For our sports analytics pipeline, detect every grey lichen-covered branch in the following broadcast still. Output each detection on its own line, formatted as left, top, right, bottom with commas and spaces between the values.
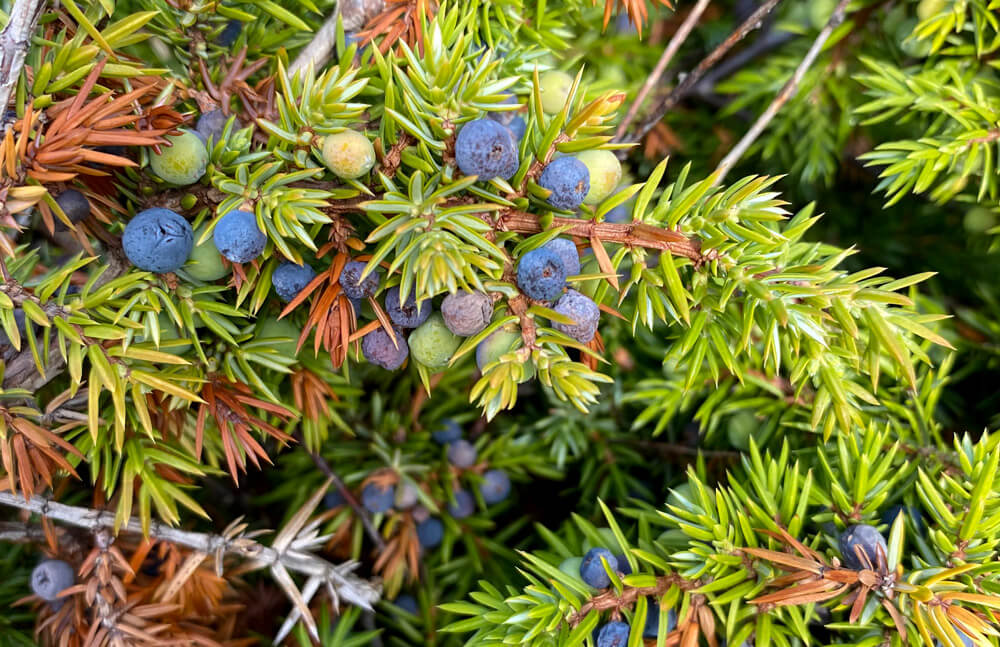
0, 0, 46, 123
0, 486, 383, 638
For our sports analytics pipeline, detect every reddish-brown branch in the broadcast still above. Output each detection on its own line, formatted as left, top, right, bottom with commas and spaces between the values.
567, 574, 699, 627
493, 210, 710, 264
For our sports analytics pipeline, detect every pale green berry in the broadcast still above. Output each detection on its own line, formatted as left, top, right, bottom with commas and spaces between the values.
140, 312, 191, 355
577, 149, 622, 205
409, 313, 461, 370
150, 131, 208, 186
581, 528, 621, 553
917, 0, 947, 21
322, 130, 376, 180
964, 207, 996, 233
539, 70, 574, 114
184, 225, 228, 281
255, 316, 301, 359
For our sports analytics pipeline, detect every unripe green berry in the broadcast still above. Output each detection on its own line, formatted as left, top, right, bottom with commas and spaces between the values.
255, 316, 300, 358
727, 411, 757, 450
150, 131, 208, 186
184, 225, 229, 281
917, 0, 947, 21
322, 130, 376, 180
577, 149, 622, 205
409, 313, 461, 370
539, 70, 574, 114
964, 207, 996, 233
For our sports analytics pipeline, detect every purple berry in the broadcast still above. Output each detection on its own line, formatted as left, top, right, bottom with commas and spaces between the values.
340, 260, 380, 300
838, 524, 887, 569
543, 238, 581, 276
447, 439, 477, 468
448, 489, 475, 519
31, 560, 75, 602
487, 95, 521, 126
361, 482, 395, 513
479, 469, 511, 504
516, 247, 566, 301
506, 115, 527, 142
455, 119, 518, 181
416, 517, 444, 548
580, 548, 617, 588
596, 621, 630, 647
643, 601, 677, 638
384, 286, 431, 328
441, 290, 493, 336
362, 326, 408, 370
123, 208, 193, 273
552, 289, 600, 343
213, 210, 266, 263
272, 262, 316, 302
539, 157, 590, 211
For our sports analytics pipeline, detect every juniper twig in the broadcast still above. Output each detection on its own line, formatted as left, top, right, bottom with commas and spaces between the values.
307, 447, 388, 551
712, 0, 851, 183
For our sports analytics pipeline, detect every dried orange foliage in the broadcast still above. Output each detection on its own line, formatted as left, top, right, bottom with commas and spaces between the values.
0, 62, 179, 186
30, 533, 248, 647
372, 512, 420, 585
280, 252, 360, 370
598, 0, 673, 36
196, 376, 295, 484
193, 48, 275, 125
290, 367, 339, 423
0, 405, 83, 500
357, 0, 438, 55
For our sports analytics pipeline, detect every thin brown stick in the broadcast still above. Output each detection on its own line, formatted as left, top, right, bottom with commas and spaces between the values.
713, 0, 851, 183
307, 448, 388, 551
615, 0, 713, 140
626, 0, 786, 146
0, 0, 45, 123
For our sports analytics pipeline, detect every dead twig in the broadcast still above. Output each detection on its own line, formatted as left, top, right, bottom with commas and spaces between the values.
713, 0, 850, 183
307, 448, 388, 551
627, 0, 786, 148
615, 0, 713, 141
0, 0, 45, 126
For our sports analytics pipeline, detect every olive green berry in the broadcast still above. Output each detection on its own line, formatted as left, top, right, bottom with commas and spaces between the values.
322, 130, 376, 180
409, 313, 461, 370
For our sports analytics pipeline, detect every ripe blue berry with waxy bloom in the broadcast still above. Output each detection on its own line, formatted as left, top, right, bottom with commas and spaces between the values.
454, 119, 518, 181
487, 94, 520, 126
213, 210, 266, 264
643, 601, 677, 638
123, 208, 193, 273
517, 247, 567, 301
447, 439, 477, 468
395, 594, 419, 615
185, 224, 228, 281
614, 554, 631, 575
272, 262, 316, 302
54, 189, 90, 229
448, 489, 475, 519
31, 560, 75, 602
432, 419, 462, 445
596, 621, 630, 647
605, 203, 630, 223
216, 19, 242, 46
838, 524, 887, 570
479, 469, 511, 504
362, 326, 408, 370
539, 157, 590, 211
882, 504, 924, 533
384, 286, 430, 328
543, 238, 581, 277
580, 547, 617, 588
196, 109, 241, 144
506, 115, 527, 142
340, 261, 380, 300
361, 482, 395, 513
323, 490, 345, 509
416, 517, 444, 548
441, 290, 493, 336
552, 289, 600, 343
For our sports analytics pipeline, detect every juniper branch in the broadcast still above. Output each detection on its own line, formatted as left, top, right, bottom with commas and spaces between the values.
307, 447, 388, 551
0, 0, 45, 124
713, 0, 851, 183
0, 490, 382, 608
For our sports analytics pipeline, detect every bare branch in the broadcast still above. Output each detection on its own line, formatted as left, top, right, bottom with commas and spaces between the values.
615, 0, 713, 141
626, 0, 786, 147
0, 0, 46, 125
712, 0, 851, 183
307, 447, 388, 551
0, 490, 383, 611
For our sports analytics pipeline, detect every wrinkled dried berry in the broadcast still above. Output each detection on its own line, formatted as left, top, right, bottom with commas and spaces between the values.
552, 289, 600, 343
384, 286, 431, 328
362, 326, 408, 370
441, 290, 493, 336
340, 261, 380, 300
